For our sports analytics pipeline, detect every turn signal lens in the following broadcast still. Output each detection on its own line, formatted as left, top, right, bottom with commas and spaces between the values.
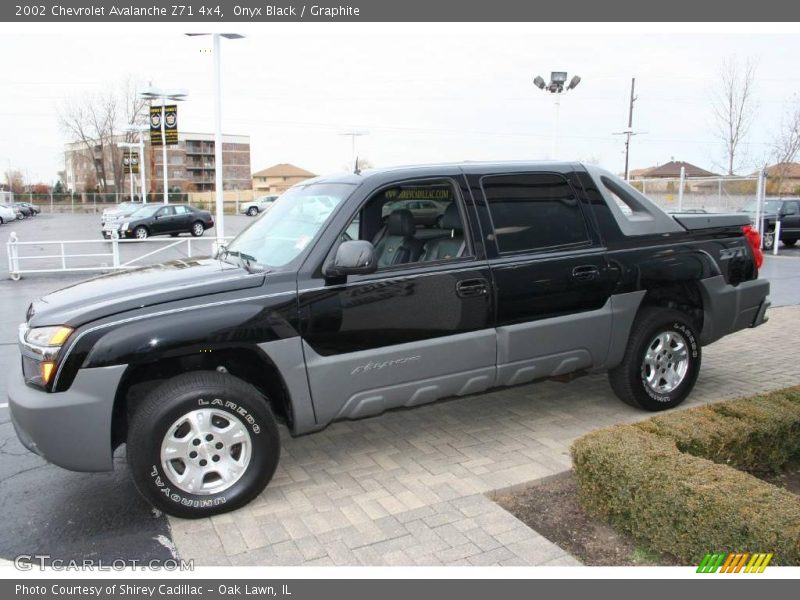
40, 361, 56, 384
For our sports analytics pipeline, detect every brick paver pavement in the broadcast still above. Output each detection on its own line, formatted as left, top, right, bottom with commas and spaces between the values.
170, 306, 800, 566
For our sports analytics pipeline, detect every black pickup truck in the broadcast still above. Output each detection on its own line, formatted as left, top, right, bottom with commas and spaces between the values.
9, 162, 770, 517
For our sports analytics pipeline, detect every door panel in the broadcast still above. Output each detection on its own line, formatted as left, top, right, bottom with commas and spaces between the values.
471, 169, 618, 375
296, 174, 495, 427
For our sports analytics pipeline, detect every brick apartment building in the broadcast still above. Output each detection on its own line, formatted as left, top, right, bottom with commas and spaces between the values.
64, 132, 252, 194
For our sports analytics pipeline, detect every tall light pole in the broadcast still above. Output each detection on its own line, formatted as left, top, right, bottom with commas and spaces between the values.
118, 142, 138, 200
125, 124, 149, 203
339, 131, 368, 171
186, 33, 244, 243
139, 87, 188, 204
533, 72, 581, 158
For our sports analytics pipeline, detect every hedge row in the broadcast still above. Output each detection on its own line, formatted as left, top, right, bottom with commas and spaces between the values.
571, 387, 800, 565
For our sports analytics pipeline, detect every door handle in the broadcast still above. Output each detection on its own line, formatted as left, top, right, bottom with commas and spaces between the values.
456, 278, 489, 298
571, 265, 600, 281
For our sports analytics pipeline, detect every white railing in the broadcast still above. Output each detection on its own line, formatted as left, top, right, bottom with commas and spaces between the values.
6, 232, 233, 281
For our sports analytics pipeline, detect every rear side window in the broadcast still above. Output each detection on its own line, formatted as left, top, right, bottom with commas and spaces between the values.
481, 173, 589, 253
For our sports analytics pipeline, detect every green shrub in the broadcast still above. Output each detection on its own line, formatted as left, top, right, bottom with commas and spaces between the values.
571, 388, 800, 565
636, 388, 800, 471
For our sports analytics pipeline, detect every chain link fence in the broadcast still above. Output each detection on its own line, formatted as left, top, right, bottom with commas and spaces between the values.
628, 176, 759, 213
5, 189, 259, 216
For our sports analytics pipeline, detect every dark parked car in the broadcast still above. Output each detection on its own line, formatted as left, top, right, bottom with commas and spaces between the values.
102, 203, 214, 239
739, 198, 800, 250
10, 162, 769, 518
13, 202, 35, 218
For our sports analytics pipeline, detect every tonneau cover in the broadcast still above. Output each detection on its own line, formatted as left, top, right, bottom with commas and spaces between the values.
672, 213, 750, 230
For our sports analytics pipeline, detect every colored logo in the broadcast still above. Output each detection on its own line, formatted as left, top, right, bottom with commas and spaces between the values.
697, 552, 773, 573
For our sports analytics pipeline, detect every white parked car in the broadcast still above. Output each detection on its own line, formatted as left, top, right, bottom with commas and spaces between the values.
0, 204, 16, 224
101, 201, 142, 227
241, 195, 278, 217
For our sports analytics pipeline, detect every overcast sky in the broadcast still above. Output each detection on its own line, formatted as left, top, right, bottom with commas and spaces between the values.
1, 26, 799, 183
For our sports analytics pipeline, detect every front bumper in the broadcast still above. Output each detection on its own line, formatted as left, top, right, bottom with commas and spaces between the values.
698, 276, 770, 345
8, 361, 128, 472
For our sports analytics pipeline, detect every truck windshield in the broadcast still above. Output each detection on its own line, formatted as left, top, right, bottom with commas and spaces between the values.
742, 200, 782, 213
225, 182, 354, 268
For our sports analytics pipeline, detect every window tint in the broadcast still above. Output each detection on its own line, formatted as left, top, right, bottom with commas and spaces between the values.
481, 174, 589, 253
157, 206, 175, 217
783, 201, 799, 215
174, 206, 189, 214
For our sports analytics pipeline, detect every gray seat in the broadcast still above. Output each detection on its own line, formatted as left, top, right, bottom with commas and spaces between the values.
421, 203, 465, 261
373, 209, 423, 267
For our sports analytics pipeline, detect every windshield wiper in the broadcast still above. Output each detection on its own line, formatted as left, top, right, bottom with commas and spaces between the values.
223, 249, 267, 274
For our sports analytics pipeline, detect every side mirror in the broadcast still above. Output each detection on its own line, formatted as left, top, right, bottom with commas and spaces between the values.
325, 240, 377, 278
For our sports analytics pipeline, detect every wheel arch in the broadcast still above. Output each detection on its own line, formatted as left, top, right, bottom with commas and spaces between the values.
112, 345, 294, 450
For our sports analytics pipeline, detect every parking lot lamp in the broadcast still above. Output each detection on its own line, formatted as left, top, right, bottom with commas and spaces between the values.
186, 33, 244, 243
118, 142, 138, 201
124, 124, 150, 203
533, 71, 581, 158
138, 87, 189, 204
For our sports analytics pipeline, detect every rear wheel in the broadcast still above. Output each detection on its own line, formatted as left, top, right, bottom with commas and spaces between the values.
783, 238, 797, 247
191, 221, 205, 237
609, 307, 701, 411
762, 230, 775, 251
127, 371, 280, 518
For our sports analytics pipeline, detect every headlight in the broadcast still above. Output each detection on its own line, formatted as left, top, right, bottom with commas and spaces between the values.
25, 325, 73, 347
22, 325, 73, 386
121, 222, 129, 230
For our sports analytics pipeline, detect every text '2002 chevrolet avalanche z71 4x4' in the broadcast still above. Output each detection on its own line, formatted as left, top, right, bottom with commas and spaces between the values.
9, 162, 770, 517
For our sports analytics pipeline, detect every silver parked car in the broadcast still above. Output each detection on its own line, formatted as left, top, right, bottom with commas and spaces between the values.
241, 195, 278, 216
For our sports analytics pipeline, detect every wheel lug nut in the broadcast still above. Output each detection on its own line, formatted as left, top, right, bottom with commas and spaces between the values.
192, 439, 201, 446
189, 451, 197, 459
212, 455, 220, 462
215, 442, 223, 449
199, 459, 207, 467
205, 434, 213, 442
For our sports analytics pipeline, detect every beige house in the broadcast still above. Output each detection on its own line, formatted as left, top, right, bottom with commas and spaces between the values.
252, 163, 316, 195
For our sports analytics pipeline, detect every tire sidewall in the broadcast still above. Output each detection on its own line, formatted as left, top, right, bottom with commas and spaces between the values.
191, 221, 204, 236
129, 379, 279, 518
634, 314, 701, 409
247, 207, 258, 216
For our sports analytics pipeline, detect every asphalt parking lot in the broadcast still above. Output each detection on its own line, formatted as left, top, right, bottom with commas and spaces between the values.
0, 213, 799, 566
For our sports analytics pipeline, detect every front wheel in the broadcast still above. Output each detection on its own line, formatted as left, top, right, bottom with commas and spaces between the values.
247, 207, 258, 216
609, 307, 701, 411
783, 238, 797, 247
134, 225, 148, 240
190, 221, 205, 237
127, 371, 280, 518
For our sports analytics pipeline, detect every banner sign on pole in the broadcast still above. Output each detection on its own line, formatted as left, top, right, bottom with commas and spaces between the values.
150, 105, 178, 146
122, 149, 140, 174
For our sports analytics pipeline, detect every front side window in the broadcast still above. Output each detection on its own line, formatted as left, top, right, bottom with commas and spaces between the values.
343, 179, 469, 269
481, 173, 589, 253
226, 183, 354, 269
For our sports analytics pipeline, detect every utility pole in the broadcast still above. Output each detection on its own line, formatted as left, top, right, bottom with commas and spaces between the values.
614, 77, 644, 181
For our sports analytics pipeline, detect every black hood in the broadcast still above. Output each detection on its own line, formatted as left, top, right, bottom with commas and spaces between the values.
27, 258, 266, 328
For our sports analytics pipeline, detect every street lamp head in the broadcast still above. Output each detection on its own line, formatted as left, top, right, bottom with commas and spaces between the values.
533, 76, 546, 90
550, 71, 568, 85
139, 87, 189, 101
568, 75, 581, 90
185, 33, 245, 39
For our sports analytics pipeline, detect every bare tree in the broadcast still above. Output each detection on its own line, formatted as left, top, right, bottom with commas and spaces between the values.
769, 99, 800, 193
59, 78, 149, 194
4, 169, 25, 193
711, 58, 757, 176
